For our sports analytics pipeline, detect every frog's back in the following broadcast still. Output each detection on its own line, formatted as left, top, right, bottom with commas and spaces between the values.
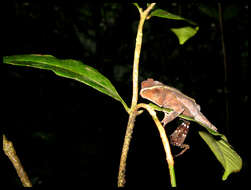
162, 85, 196, 103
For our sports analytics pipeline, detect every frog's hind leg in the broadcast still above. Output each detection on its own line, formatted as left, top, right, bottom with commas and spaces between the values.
175, 144, 190, 157
161, 106, 184, 127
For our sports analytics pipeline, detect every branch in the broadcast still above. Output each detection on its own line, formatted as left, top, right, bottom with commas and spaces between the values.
136, 103, 176, 187
3, 135, 32, 187
118, 3, 156, 187
130, 3, 156, 109
117, 110, 138, 187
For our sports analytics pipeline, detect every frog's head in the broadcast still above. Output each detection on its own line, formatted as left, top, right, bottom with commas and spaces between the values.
140, 79, 165, 106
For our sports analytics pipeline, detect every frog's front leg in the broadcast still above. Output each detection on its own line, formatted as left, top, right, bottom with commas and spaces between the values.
161, 106, 185, 127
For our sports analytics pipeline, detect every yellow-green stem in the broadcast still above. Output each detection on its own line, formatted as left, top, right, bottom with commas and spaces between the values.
169, 165, 176, 187
117, 4, 156, 187
130, 3, 156, 109
136, 103, 176, 187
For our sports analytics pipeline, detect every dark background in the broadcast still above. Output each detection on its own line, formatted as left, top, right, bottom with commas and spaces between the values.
1, 2, 248, 188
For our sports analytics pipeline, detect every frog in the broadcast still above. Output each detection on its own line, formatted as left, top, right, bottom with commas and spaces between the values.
139, 78, 217, 132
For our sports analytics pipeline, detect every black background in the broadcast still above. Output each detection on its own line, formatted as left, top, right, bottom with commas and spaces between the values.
1, 2, 248, 188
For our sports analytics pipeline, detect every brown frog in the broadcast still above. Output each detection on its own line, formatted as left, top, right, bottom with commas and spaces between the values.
140, 78, 217, 132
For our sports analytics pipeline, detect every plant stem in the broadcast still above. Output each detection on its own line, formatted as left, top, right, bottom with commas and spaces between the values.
136, 103, 176, 187
218, 3, 230, 135
117, 3, 156, 187
117, 111, 137, 187
3, 135, 32, 187
169, 165, 176, 186
130, 3, 156, 109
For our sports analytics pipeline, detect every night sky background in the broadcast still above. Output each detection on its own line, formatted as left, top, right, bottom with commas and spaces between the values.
1, 2, 248, 188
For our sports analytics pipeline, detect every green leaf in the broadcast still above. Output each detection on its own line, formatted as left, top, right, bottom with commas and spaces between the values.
170, 26, 199, 45
150, 9, 199, 45
149, 101, 242, 180
132, 3, 140, 10
199, 131, 242, 180
150, 9, 197, 25
3, 54, 129, 112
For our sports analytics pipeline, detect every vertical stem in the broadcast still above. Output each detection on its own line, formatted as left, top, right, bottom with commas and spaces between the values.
218, 3, 227, 83
130, 3, 156, 109
218, 3, 230, 134
169, 165, 176, 186
117, 112, 137, 187
118, 4, 156, 187
130, 17, 144, 109
3, 135, 32, 187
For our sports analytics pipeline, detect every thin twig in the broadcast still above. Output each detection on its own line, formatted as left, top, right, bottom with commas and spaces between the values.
218, 3, 230, 135
3, 134, 32, 187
